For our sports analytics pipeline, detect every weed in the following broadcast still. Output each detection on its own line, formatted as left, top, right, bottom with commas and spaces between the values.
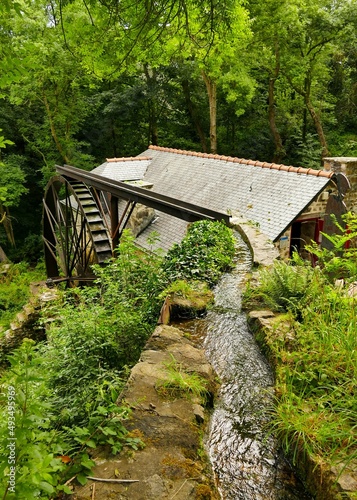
249, 253, 316, 317
156, 355, 209, 402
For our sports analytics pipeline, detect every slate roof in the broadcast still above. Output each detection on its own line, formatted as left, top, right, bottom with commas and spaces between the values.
92, 157, 151, 182
93, 146, 336, 251
138, 146, 334, 243
136, 211, 189, 253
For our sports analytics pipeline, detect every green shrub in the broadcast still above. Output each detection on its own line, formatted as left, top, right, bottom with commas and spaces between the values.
162, 220, 235, 286
0, 339, 142, 498
0, 340, 67, 499
306, 212, 357, 283
254, 217, 357, 467
0, 261, 46, 331
92, 230, 163, 323
43, 300, 150, 427
249, 253, 316, 316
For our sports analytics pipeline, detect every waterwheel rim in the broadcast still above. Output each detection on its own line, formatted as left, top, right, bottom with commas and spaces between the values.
43, 175, 111, 283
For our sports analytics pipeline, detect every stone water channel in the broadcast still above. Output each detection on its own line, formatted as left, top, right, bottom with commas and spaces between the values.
176, 234, 312, 499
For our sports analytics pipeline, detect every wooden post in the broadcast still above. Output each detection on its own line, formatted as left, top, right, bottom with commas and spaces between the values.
110, 195, 119, 251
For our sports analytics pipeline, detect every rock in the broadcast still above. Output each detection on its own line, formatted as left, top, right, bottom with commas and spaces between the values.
74, 323, 219, 499
348, 282, 357, 297
0, 263, 11, 274
192, 404, 205, 424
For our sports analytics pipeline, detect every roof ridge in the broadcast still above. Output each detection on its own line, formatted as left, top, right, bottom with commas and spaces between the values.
148, 145, 334, 179
106, 157, 151, 162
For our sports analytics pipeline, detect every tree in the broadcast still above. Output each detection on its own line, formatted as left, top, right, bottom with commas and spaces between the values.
0, 133, 27, 246
249, 0, 357, 162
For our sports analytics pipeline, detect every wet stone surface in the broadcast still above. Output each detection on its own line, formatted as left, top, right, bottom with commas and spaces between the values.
73, 325, 219, 500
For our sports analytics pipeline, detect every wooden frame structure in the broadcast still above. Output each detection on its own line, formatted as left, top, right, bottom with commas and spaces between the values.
43, 164, 230, 284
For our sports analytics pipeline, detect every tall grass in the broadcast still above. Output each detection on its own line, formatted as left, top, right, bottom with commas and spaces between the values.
250, 216, 357, 467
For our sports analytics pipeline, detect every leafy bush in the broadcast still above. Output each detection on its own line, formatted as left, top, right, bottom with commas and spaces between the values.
43, 300, 150, 427
0, 340, 141, 498
252, 216, 357, 467
0, 261, 46, 331
162, 220, 235, 286
0, 340, 67, 499
92, 230, 163, 323
306, 212, 357, 283
248, 253, 316, 316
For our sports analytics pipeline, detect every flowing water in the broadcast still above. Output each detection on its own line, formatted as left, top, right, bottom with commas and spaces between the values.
175, 235, 312, 499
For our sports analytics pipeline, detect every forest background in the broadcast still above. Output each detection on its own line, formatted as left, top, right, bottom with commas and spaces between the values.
1, 0, 357, 260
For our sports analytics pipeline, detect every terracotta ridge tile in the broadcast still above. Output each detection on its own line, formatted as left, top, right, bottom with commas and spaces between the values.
147, 145, 335, 178
107, 156, 151, 162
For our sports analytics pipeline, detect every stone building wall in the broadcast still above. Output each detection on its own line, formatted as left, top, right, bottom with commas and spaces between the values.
323, 157, 357, 213
274, 187, 334, 260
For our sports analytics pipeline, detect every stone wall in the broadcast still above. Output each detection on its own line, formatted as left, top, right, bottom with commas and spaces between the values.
274, 188, 333, 260
323, 157, 357, 213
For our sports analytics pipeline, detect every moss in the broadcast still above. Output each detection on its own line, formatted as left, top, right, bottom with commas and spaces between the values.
195, 484, 214, 499
161, 454, 202, 479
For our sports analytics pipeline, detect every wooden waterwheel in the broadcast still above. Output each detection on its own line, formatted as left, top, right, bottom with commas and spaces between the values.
43, 175, 112, 284
43, 163, 230, 285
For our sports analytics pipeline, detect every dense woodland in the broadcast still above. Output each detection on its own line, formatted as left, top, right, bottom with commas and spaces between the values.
1, 0, 357, 259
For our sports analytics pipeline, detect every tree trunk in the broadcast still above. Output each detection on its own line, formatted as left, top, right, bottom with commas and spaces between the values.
144, 64, 159, 146
201, 70, 217, 154
268, 42, 285, 163
285, 73, 330, 159
0, 204, 15, 246
181, 79, 208, 152
305, 95, 329, 157
0, 245, 8, 262
268, 77, 284, 162
43, 92, 70, 164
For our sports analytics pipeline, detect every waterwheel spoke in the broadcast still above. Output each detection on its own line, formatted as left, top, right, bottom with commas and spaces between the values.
43, 175, 112, 284
43, 209, 60, 260
66, 188, 82, 275
69, 218, 90, 275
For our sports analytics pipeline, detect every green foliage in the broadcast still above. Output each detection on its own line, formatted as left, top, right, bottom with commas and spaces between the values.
248, 253, 315, 316
93, 230, 163, 323
306, 212, 357, 283
268, 286, 357, 466
0, 261, 45, 331
162, 220, 235, 286
64, 403, 144, 459
37, 231, 162, 428
289, 133, 322, 169
252, 215, 357, 467
0, 340, 66, 499
159, 279, 213, 302
0, 338, 141, 497
42, 299, 147, 427
156, 355, 209, 402
0, 129, 13, 149
0, 156, 27, 208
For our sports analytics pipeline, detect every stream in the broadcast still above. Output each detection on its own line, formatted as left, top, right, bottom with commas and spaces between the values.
175, 234, 312, 499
